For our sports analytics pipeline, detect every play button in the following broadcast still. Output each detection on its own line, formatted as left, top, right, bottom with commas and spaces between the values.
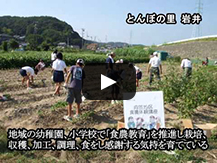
101, 74, 116, 90
82, 63, 136, 100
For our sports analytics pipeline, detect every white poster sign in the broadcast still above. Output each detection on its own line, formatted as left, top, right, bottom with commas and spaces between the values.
123, 91, 165, 129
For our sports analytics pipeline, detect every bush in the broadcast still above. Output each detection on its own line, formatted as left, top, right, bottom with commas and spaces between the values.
167, 56, 181, 62
9, 39, 19, 50
156, 62, 217, 118
1, 41, 8, 51
114, 46, 155, 58
0, 51, 149, 69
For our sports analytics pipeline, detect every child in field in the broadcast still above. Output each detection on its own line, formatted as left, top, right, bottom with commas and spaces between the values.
19, 66, 38, 90
135, 65, 142, 87
64, 59, 85, 122
52, 52, 67, 96
128, 63, 142, 87
35, 59, 46, 71
51, 50, 58, 66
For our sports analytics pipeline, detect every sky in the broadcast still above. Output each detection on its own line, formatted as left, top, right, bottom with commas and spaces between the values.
0, 0, 216, 45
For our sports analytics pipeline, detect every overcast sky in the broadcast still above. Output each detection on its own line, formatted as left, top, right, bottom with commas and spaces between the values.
0, 0, 216, 45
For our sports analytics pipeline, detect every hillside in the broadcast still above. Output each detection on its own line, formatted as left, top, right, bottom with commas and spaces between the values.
0, 16, 82, 47
156, 38, 217, 59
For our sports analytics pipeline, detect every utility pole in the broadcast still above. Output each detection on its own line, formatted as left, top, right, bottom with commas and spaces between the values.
34, 22, 38, 34
129, 30, 132, 46
192, 0, 203, 38
105, 35, 107, 43
67, 37, 69, 47
81, 28, 85, 49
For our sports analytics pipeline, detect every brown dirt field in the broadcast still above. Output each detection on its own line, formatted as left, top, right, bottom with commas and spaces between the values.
0, 63, 216, 162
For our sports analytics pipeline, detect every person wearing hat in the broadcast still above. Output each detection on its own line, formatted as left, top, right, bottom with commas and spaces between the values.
181, 58, 192, 78
19, 66, 38, 90
64, 59, 85, 121
147, 52, 162, 86
106, 52, 116, 76
52, 52, 67, 96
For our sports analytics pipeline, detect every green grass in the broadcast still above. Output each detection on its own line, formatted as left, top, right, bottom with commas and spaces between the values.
37, 110, 44, 117
51, 101, 68, 111
161, 37, 217, 46
72, 111, 95, 124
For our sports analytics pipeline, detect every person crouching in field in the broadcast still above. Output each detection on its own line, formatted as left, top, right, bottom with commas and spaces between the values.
128, 63, 142, 87
181, 58, 192, 78
147, 52, 162, 86
64, 59, 85, 122
35, 59, 46, 72
20, 66, 38, 90
52, 52, 67, 96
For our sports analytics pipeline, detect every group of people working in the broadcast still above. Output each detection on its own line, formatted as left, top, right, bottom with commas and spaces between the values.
19, 50, 85, 122
17, 50, 193, 122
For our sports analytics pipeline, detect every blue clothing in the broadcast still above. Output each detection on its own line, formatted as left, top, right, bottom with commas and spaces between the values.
106, 57, 114, 70
69, 65, 85, 89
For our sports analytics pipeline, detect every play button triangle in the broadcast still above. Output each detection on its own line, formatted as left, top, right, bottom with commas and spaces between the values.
101, 74, 116, 90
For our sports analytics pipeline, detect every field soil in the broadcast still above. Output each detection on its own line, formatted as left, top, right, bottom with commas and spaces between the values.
0, 63, 217, 163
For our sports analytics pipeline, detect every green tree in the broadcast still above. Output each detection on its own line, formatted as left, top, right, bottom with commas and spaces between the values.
42, 29, 62, 45
40, 41, 50, 51
26, 34, 43, 50
9, 39, 19, 50
2, 27, 12, 35
26, 25, 35, 35
1, 41, 8, 51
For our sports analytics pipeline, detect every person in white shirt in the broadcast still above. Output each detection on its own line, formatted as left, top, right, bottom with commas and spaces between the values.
19, 66, 38, 90
52, 52, 67, 96
51, 50, 58, 66
147, 52, 162, 85
181, 58, 192, 77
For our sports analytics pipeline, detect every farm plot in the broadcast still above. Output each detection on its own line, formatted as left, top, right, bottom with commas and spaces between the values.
0, 63, 217, 162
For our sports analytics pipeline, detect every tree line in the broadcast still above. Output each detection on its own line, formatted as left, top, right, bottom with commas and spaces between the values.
0, 16, 82, 50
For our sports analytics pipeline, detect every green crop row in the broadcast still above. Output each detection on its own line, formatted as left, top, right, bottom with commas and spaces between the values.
114, 46, 155, 57
0, 51, 149, 69
155, 62, 217, 118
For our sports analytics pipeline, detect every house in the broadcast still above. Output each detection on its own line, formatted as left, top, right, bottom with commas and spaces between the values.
57, 42, 67, 48
0, 34, 13, 44
86, 43, 98, 51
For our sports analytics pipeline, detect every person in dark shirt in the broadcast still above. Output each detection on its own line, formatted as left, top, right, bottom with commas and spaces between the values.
105, 52, 116, 76
64, 59, 85, 122
109, 63, 124, 104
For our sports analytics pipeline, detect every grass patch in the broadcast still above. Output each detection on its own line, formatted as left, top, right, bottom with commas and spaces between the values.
37, 110, 44, 117
72, 111, 95, 124
51, 101, 68, 111
0, 126, 9, 153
